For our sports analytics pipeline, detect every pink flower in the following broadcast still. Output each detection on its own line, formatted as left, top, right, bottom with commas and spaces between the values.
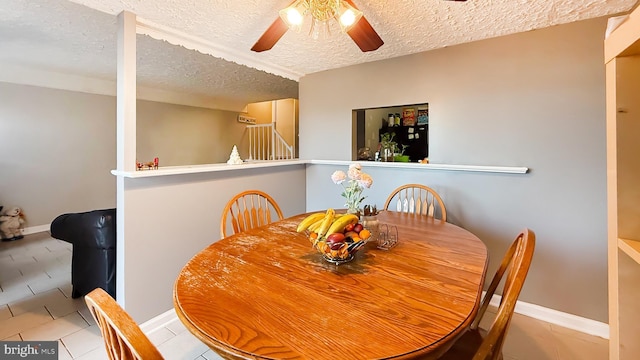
349, 163, 362, 171
331, 170, 347, 184
348, 167, 361, 180
358, 173, 373, 189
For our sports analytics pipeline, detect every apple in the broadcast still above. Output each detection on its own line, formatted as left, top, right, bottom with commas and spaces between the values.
353, 223, 364, 234
344, 223, 355, 232
326, 233, 346, 243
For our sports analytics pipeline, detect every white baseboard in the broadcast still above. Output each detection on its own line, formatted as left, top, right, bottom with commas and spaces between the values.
140, 308, 178, 334
487, 292, 609, 339
23, 224, 51, 235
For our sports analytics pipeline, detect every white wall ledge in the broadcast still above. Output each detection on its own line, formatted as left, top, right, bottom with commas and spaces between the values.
310, 160, 529, 174
111, 159, 528, 178
111, 159, 306, 178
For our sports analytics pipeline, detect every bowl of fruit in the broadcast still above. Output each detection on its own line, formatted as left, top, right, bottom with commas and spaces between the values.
296, 209, 371, 265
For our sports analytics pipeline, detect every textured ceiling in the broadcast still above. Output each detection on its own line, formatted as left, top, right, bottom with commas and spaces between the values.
1, 0, 637, 107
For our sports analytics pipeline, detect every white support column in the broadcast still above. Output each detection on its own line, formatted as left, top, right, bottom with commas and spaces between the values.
116, 10, 137, 307
117, 11, 137, 172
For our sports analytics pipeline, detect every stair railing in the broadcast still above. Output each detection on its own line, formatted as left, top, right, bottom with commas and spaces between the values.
247, 123, 294, 161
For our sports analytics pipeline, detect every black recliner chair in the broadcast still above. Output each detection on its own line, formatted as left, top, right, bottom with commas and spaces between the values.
50, 208, 116, 298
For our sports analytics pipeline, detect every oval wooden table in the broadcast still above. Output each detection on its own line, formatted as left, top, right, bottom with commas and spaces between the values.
174, 211, 488, 360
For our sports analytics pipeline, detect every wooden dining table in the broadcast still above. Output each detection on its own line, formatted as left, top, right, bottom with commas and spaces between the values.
173, 211, 488, 360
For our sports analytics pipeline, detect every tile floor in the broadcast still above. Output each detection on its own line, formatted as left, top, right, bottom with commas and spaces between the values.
1, 232, 608, 359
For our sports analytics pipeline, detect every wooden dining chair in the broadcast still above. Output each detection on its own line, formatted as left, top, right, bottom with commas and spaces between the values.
84, 288, 164, 360
220, 190, 284, 238
383, 184, 447, 221
438, 229, 536, 360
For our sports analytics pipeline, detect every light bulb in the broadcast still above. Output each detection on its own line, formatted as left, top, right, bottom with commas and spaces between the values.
339, 9, 357, 26
286, 8, 304, 25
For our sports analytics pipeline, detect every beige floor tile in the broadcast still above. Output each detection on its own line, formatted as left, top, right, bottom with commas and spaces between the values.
1, 284, 35, 306
156, 330, 210, 360
0, 306, 52, 339
9, 288, 64, 316
45, 262, 71, 278
77, 304, 96, 326
166, 317, 189, 335
74, 344, 109, 360
47, 296, 86, 319
0, 267, 22, 283
10, 256, 38, 273
61, 325, 103, 358
21, 311, 89, 341
501, 314, 559, 360
57, 342, 74, 360
19, 247, 57, 261
1, 334, 22, 341
34, 249, 72, 263
551, 329, 608, 360
45, 240, 72, 252
549, 323, 608, 345
148, 326, 178, 346
27, 273, 71, 294
59, 283, 73, 299
2, 269, 51, 291
201, 349, 226, 360
0, 304, 12, 321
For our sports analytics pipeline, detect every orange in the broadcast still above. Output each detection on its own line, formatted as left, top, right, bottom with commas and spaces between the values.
359, 229, 371, 240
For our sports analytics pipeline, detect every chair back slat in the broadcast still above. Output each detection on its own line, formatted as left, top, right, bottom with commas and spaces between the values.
221, 190, 284, 238
384, 184, 447, 221
85, 288, 164, 360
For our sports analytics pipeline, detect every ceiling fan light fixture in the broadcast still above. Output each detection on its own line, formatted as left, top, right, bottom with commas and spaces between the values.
279, 0, 307, 32
336, 2, 363, 32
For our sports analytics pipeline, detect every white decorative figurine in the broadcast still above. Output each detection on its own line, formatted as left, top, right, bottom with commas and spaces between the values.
227, 145, 243, 165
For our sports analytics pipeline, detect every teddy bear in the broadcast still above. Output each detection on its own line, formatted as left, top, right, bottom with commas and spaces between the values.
0, 206, 25, 241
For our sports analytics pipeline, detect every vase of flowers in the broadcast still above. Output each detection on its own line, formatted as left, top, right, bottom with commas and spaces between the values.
331, 163, 373, 216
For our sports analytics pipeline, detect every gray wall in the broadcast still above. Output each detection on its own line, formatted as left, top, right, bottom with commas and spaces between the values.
0, 83, 117, 226
300, 18, 608, 322
121, 166, 307, 322
0, 83, 251, 226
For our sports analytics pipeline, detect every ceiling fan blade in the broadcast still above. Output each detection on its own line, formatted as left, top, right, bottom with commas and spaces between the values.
342, 0, 383, 52
346, 15, 383, 52
251, 17, 289, 52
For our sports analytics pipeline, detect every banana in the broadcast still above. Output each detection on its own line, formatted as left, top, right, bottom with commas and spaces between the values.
325, 214, 359, 236
316, 208, 335, 238
296, 212, 326, 232
307, 218, 326, 232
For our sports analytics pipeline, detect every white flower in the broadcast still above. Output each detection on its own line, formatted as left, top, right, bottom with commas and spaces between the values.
349, 163, 362, 171
331, 170, 347, 184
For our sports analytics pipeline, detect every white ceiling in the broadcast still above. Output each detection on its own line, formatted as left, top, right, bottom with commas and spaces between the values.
1, 0, 636, 108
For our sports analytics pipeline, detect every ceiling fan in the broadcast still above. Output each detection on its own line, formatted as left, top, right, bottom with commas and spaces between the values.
251, 0, 468, 53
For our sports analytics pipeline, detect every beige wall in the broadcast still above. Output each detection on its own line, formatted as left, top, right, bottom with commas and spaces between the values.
301, 17, 609, 322
136, 100, 248, 166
